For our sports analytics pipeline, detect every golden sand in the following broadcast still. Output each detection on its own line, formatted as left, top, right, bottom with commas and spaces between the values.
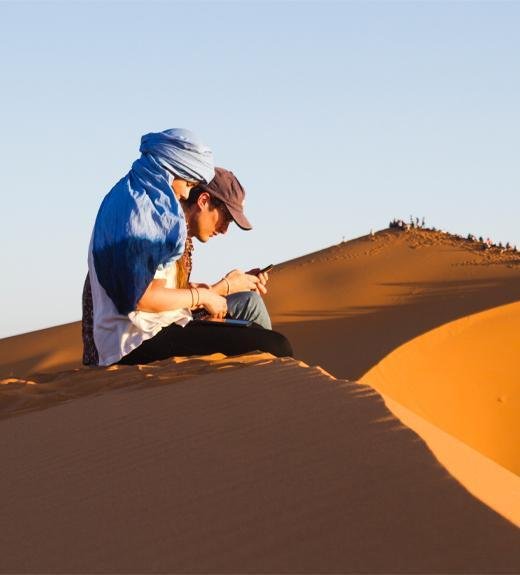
1, 227, 519, 571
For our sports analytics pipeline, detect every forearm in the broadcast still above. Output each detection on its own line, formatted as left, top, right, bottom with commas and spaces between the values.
136, 280, 205, 313
211, 278, 230, 296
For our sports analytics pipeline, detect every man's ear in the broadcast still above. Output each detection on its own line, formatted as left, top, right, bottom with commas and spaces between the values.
196, 191, 212, 210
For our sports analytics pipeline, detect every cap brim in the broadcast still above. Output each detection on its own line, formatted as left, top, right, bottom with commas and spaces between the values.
227, 205, 253, 231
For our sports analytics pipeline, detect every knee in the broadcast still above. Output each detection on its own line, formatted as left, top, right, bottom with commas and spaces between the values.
228, 291, 272, 329
266, 330, 293, 358
242, 291, 263, 309
247, 292, 272, 329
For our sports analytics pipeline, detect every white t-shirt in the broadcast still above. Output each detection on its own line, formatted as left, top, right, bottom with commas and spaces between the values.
88, 239, 192, 366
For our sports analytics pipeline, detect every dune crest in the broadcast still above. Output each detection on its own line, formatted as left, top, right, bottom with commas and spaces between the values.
361, 301, 520, 476
0, 352, 276, 420
381, 394, 520, 527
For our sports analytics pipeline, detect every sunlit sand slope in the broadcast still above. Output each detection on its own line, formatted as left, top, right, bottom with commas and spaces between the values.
361, 301, 520, 476
267, 228, 520, 380
1, 355, 519, 573
0, 322, 79, 378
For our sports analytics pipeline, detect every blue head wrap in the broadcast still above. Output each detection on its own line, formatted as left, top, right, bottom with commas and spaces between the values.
92, 128, 214, 315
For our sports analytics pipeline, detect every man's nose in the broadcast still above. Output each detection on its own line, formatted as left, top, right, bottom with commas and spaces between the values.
219, 220, 230, 234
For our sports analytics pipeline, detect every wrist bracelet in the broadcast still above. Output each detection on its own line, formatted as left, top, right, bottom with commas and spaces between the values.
223, 277, 230, 295
195, 287, 200, 306
189, 288, 195, 309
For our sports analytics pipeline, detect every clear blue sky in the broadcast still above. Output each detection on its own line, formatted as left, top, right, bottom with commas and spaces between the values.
1, 0, 519, 338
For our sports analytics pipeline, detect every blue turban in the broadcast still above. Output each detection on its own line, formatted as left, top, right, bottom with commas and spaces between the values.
92, 128, 214, 315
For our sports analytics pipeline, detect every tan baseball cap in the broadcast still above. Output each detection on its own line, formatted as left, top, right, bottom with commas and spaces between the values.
196, 167, 252, 230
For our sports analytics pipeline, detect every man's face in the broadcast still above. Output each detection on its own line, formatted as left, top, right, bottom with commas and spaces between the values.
188, 195, 233, 242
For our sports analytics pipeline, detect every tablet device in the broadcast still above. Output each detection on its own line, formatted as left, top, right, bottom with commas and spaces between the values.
195, 318, 253, 327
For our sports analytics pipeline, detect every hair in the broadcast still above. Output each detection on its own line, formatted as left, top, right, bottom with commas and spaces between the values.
181, 187, 223, 209
175, 241, 192, 289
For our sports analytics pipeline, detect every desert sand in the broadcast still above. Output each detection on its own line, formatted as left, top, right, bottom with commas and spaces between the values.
1, 227, 519, 572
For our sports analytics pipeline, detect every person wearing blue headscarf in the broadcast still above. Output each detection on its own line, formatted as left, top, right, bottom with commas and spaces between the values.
85, 128, 223, 365
92, 128, 215, 315
83, 128, 292, 367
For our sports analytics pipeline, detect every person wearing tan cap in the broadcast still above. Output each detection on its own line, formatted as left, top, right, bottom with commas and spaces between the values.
179, 167, 273, 329
117, 168, 292, 365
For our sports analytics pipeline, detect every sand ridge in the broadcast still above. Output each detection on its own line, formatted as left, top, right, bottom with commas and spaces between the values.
361, 300, 520, 475
0, 352, 277, 421
380, 394, 520, 528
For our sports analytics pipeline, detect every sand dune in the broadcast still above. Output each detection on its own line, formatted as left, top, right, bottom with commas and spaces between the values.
1, 227, 520, 571
267, 228, 520, 380
361, 300, 520, 476
0, 322, 79, 378
2, 227, 519, 381
380, 394, 520, 528
1, 355, 519, 572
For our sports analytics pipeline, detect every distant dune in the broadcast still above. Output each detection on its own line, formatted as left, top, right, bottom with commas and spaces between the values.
1, 227, 519, 572
0, 322, 80, 378
267, 227, 520, 380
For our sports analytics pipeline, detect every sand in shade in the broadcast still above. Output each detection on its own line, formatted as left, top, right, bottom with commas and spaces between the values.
1, 355, 519, 572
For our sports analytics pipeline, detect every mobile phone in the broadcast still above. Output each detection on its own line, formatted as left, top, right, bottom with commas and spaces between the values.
258, 264, 274, 274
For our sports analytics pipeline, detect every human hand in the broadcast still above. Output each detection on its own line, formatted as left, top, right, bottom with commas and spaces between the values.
198, 288, 228, 319
223, 269, 263, 295
245, 268, 269, 295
